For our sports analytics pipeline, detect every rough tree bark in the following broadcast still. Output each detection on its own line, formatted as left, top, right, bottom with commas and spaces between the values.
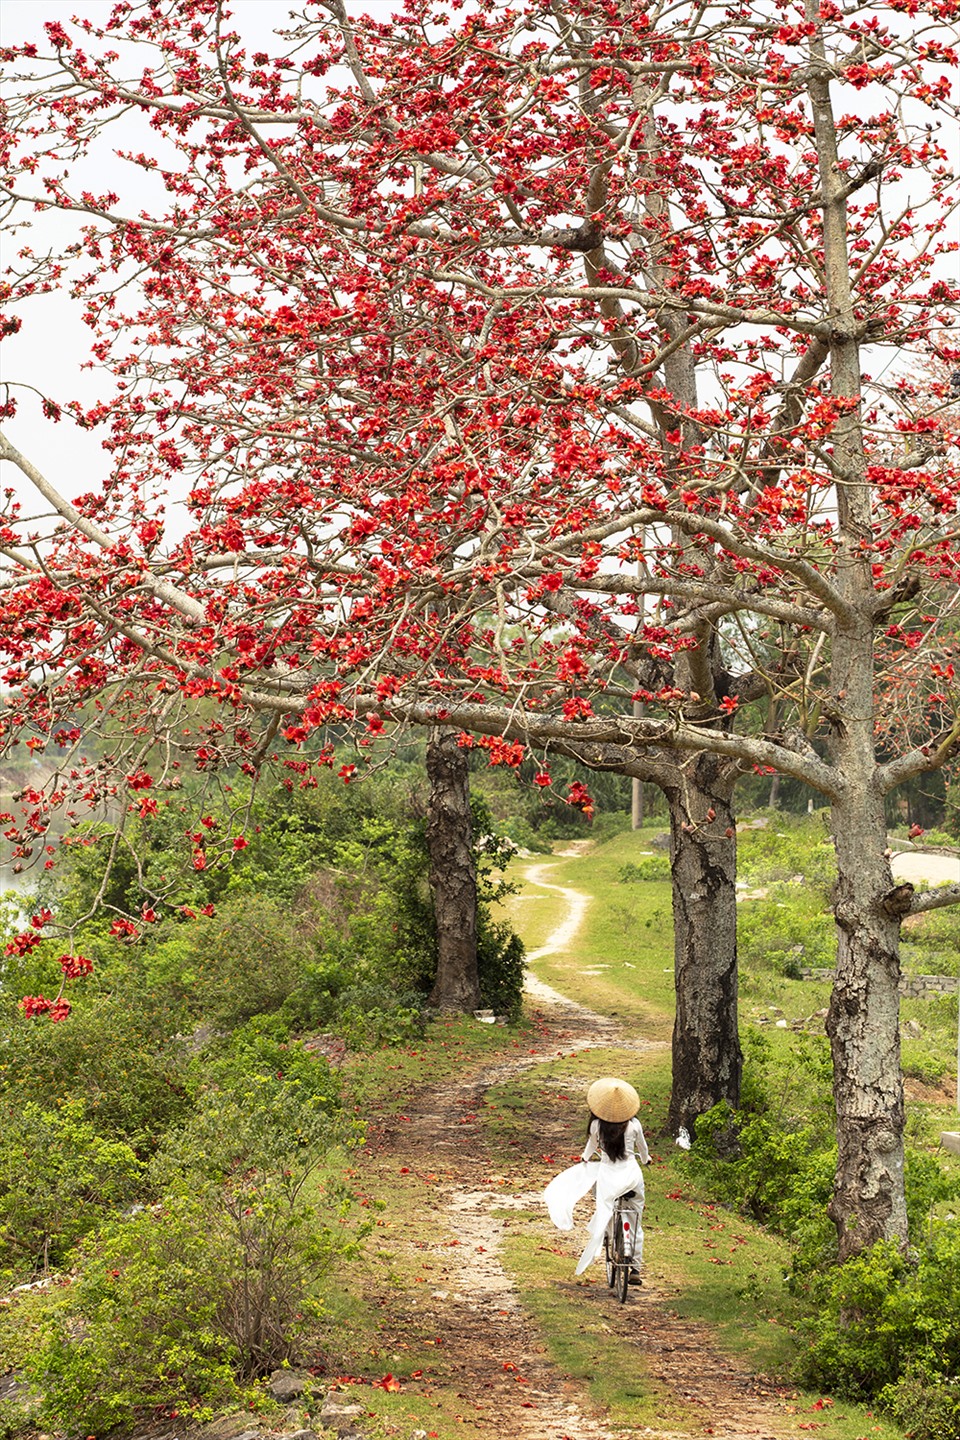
666, 755, 742, 1135
425, 727, 481, 1012
827, 776, 908, 1257
806, 10, 909, 1255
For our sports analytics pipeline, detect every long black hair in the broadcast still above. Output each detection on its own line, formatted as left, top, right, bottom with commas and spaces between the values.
586, 1111, 628, 1163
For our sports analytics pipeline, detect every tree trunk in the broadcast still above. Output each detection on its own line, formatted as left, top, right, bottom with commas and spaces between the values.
425, 728, 481, 1011
631, 777, 645, 829
804, 0, 910, 1257
665, 754, 742, 1135
827, 787, 908, 1258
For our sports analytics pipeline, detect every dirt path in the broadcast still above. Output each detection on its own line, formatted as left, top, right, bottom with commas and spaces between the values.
349, 861, 803, 1440
890, 848, 960, 888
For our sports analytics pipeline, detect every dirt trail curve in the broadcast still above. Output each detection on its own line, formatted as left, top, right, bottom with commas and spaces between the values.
361, 856, 801, 1440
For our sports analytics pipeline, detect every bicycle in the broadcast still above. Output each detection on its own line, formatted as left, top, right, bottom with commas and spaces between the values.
603, 1190, 640, 1303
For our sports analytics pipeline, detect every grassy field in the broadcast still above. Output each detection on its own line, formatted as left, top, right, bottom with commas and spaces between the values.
504, 828, 676, 1032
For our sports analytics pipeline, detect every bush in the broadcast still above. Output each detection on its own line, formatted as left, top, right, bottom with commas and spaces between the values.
1, 992, 193, 1152
795, 1224, 960, 1422
23, 1036, 365, 1430
144, 895, 305, 1029
691, 1033, 842, 1271
902, 1040, 948, 1087
692, 1101, 836, 1239
618, 855, 671, 883
477, 917, 525, 1019
737, 818, 835, 890
494, 815, 552, 854
880, 1365, 960, 1440
0, 1100, 142, 1278
27, 1194, 252, 1431
794, 1240, 909, 1399
900, 905, 960, 978
737, 892, 835, 974
331, 983, 426, 1049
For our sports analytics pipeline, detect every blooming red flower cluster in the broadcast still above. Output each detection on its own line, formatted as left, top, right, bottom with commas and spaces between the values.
20, 995, 71, 1023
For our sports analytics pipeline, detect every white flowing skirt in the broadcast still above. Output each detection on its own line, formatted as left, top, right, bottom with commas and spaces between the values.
543, 1157, 643, 1274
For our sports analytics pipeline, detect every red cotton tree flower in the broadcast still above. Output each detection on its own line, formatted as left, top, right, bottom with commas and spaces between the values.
2, 0, 960, 1257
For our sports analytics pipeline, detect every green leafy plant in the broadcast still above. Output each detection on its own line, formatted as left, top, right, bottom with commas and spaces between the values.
795, 1223, 960, 1428
879, 1364, 960, 1440
26, 1193, 256, 1431
0, 1099, 142, 1277
23, 1036, 363, 1429
618, 855, 671, 883
1, 991, 193, 1151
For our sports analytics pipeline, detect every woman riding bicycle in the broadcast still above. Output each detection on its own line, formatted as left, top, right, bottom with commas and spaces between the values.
543, 1076, 650, 1283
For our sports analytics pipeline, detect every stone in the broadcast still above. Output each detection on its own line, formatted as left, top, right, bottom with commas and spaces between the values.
941, 1133, 960, 1157
197, 1419, 268, 1440
320, 1398, 365, 1424
269, 1369, 314, 1403
0, 1373, 30, 1405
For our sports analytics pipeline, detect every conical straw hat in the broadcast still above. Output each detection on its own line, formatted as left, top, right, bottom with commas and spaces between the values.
587, 1076, 640, 1123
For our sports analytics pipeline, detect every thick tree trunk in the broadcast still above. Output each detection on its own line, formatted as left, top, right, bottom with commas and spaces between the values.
665, 754, 742, 1136
804, 0, 909, 1257
425, 728, 481, 1012
827, 782, 908, 1258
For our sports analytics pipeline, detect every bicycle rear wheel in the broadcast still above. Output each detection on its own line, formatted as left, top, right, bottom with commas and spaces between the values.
614, 1217, 629, 1303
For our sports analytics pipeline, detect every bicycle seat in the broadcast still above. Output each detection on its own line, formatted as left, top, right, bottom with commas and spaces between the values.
618, 1189, 637, 1200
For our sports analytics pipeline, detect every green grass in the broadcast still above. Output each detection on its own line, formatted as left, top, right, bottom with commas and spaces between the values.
503, 827, 677, 1033
341, 1011, 538, 1115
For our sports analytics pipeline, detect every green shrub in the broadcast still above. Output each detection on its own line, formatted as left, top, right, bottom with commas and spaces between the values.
478, 916, 525, 1019
737, 819, 835, 890
24, 1040, 364, 1430
201, 1016, 344, 1123
494, 815, 552, 854
143, 895, 305, 1028
328, 982, 426, 1049
737, 892, 835, 974
880, 1365, 960, 1440
692, 1102, 836, 1237
1, 992, 193, 1151
618, 855, 671, 883
794, 1240, 908, 1400
27, 1193, 256, 1430
0, 1100, 142, 1277
795, 1224, 960, 1419
902, 1039, 948, 1087
590, 810, 632, 843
